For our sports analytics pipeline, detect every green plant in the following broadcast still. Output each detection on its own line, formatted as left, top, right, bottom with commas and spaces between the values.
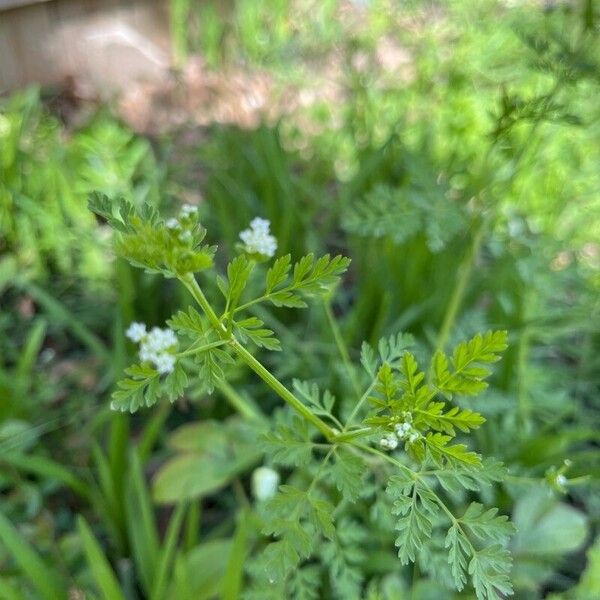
88, 192, 517, 598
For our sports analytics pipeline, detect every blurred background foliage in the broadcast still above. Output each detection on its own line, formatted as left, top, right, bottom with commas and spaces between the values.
0, 0, 599, 598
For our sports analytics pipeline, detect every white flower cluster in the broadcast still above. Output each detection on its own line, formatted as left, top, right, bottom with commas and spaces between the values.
165, 204, 198, 242
125, 322, 178, 375
239, 217, 277, 257
379, 412, 420, 451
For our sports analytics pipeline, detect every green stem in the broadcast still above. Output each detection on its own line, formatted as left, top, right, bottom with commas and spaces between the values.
231, 340, 335, 441
181, 274, 228, 337
216, 379, 264, 421
176, 339, 228, 358
323, 300, 362, 399
341, 380, 377, 436
435, 217, 487, 355
181, 273, 335, 440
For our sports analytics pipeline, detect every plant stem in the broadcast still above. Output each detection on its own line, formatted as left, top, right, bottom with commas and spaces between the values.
176, 339, 228, 358
323, 299, 362, 399
181, 273, 336, 440
434, 216, 487, 355
341, 380, 377, 434
216, 379, 264, 421
231, 340, 336, 440
181, 274, 228, 337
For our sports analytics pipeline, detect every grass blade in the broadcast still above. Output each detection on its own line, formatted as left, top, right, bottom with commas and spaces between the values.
0, 512, 66, 600
77, 516, 125, 600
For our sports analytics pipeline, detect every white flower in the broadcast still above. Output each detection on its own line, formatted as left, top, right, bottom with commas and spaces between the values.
556, 474, 567, 487
408, 431, 420, 443
180, 203, 198, 217
125, 322, 147, 343
128, 324, 178, 375
165, 218, 180, 230
386, 436, 398, 450
380, 434, 398, 451
394, 422, 412, 438
239, 217, 277, 257
252, 466, 280, 501
154, 352, 176, 375
178, 230, 192, 243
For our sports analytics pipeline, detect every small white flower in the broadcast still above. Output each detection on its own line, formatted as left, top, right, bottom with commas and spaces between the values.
178, 230, 193, 243
180, 203, 198, 217
252, 466, 280, 501
556, 474, 567, 487
137, 326, 178, 375
239, 217, 278, 257
380, 434, 398, 451
408, 431, 420, 443
249, 217, 270, 233
386, 436, 398, 450
154, 352, 176, 375
394, 422, 412, 438
166, 218, 180, 230
125, 322, 147, 343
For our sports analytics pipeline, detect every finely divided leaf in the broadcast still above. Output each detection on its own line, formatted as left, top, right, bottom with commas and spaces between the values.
433, 331, 508, 397
234, 317, 281, 351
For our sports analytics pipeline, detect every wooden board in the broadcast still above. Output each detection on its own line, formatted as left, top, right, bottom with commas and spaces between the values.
0, 0, 171, 93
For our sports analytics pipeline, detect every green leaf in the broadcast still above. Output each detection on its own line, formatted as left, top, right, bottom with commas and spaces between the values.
111, 363, 160, 412
386, 476, 439, 564
154, 420, 261, 503
445, 524, 470, 591
320, 518, 367, 600
468, 545, 513, 600
111, 362, 188, 413
234, 316, 281, 351
400, 352, 425, 397
433, 458, 507, 494
261, 414, 314, 466
261, 253, 351, 308
266, 254, 292, 292
167, 306, 206, 337
168, 539, 232, 599
459, 503, 514, 544
512, 489, 587, 557
414, 402, 485, 435
287, 565, 321, 600
89, 193, 216, 276
342, 184, 422, 245
0, 512, 67, 600
293, 379, 336, 417
77, 516, 125, 600
433, 331, 508, 398
194, 346, 233, 394
223, 255, 253, 311
329, 447, 364, 502
424, 432, 481, 467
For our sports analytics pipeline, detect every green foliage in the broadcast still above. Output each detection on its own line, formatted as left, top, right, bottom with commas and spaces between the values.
88, 193, 216, 277
3, 2, 600, 599
344, 182, 466, 252
365, 331, 505, 468
432, 330, 509, 398
249, 253, 352, 310
111, 362, 188, 413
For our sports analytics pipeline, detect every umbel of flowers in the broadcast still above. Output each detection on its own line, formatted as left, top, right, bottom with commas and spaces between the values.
125, 322, 178, 374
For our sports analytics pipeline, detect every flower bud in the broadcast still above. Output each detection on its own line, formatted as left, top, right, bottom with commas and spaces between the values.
252, 466, 280, 501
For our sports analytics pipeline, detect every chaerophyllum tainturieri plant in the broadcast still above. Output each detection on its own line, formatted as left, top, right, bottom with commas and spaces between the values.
89, 192, 514, 599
